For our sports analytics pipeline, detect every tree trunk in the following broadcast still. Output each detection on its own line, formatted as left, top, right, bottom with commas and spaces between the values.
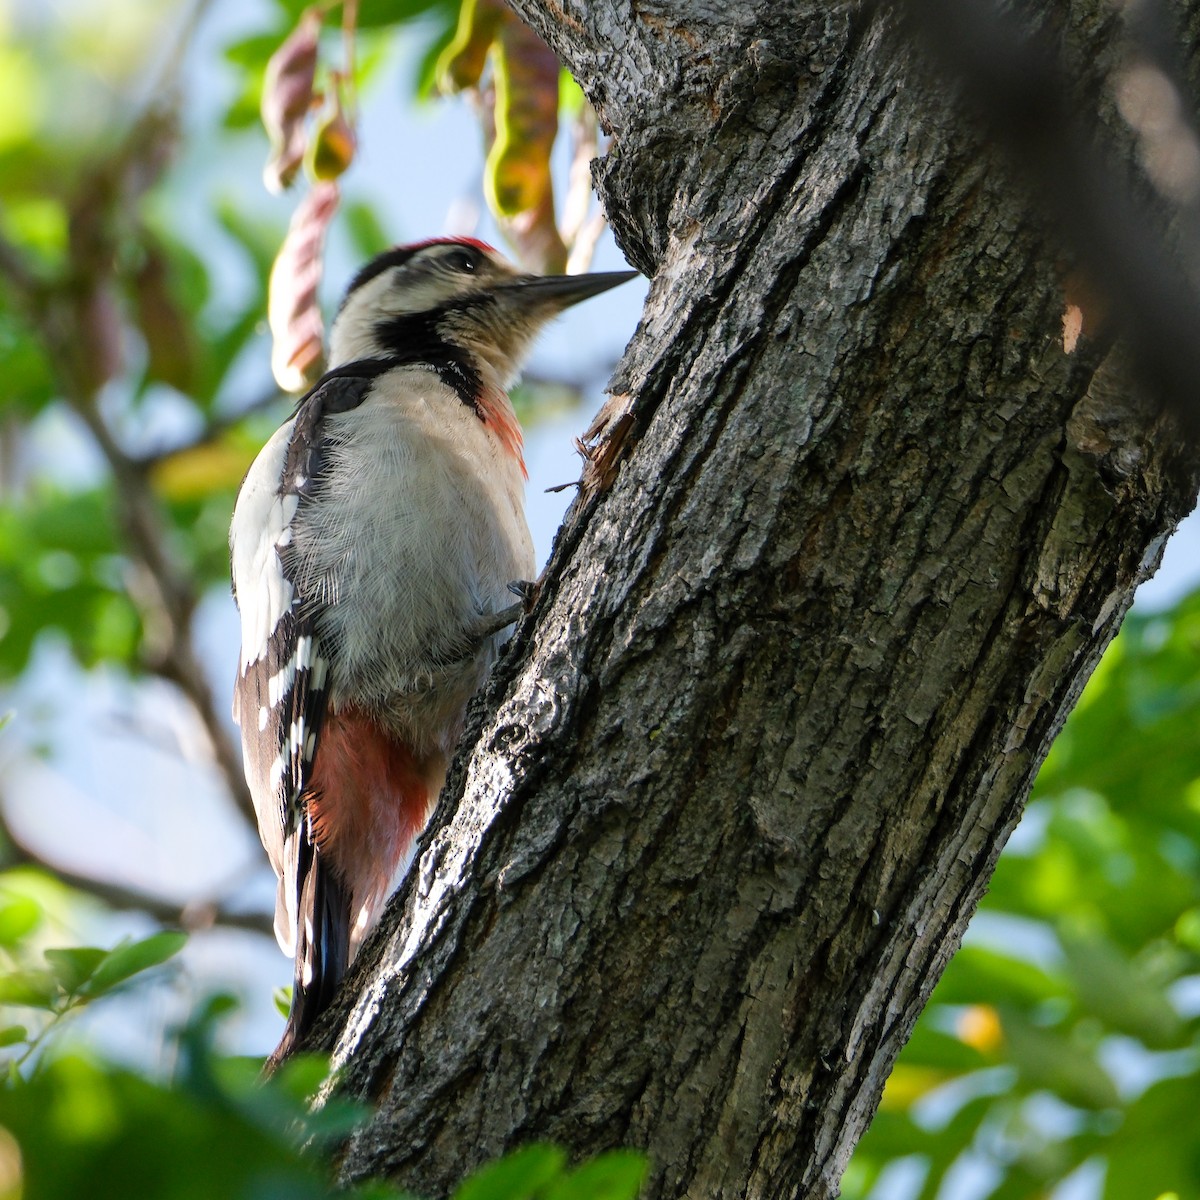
313, 3, 1200, 1197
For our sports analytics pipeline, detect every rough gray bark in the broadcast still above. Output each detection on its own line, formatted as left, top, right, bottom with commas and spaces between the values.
313, 3, 1200, 1198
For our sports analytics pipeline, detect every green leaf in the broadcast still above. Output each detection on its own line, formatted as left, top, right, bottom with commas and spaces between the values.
453, 1145, 568, 1200
543, 1151, 647, 1200
343, 200, 392, 261
1001, 1013, 1119, 1111
1060, 930, 1184, 1049
893, 1020, 993, 1072
0, 893, 42, 946
268, 0, 454, 26
1104, 1074, 1200, 1199
0, 308, 56, 414
930, 944, 1065, 1008
223, 30, 285, 68
44, 946, 108, 995
0, 1024, 27, 1047
82, 931, 187, 997
0, 968, 58, 1009
357, 0, 455, 27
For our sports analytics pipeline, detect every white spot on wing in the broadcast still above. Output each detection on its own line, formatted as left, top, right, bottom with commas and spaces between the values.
268, 659, 296, 708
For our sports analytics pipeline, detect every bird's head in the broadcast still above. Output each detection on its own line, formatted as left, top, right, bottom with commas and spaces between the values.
328, 238, 637, 387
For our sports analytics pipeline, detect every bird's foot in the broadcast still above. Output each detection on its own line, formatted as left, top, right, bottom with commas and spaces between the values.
507, 578, 540, 611
469, 580, 539, 643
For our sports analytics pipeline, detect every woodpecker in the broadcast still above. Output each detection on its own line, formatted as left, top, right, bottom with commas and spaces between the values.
230, 238, 635, 1063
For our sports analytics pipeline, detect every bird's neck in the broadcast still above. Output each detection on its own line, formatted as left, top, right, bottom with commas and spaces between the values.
321, 348, 526, 480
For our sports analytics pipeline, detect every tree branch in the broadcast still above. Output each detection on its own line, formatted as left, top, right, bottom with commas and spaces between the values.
0, 801, 272, 938
131, 386, 287, 469
68, 400, 256, 827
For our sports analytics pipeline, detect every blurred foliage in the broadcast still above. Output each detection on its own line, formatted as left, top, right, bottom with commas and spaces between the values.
0, 867, 646, 1198
844, 588, 1200, 1200
0, 1, 289, 679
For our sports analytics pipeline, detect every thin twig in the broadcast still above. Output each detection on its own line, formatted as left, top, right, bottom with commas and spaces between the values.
132, 385, 287, 469
0, 803, 273, 938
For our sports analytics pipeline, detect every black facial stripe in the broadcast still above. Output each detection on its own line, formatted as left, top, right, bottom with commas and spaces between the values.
371, 306, 487, 415
432, 359, 485, 413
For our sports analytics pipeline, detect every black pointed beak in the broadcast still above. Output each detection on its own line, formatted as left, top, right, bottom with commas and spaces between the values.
500, 269, 640, 312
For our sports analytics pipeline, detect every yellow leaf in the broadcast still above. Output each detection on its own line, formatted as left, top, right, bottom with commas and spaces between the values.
955, 1003, 1003, 1054
150, 441, 257, 501
878, 1064, 950, 1111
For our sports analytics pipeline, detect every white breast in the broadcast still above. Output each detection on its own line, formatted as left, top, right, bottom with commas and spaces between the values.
288, 368, 534, 747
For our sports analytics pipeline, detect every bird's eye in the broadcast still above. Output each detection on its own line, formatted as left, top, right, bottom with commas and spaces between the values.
444, 247, 479, 274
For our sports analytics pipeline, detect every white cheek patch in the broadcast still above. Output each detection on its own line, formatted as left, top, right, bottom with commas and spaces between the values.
327, 257, 488, 366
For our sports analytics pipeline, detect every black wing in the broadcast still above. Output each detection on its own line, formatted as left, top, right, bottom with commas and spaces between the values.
231, 369, 374, 1058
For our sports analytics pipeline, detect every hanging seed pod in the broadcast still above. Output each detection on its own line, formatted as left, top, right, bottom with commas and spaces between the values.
486, 17, 559, 220
306, 74, 357, 182
262, 7, 322, 194
268, 181, 340, 392
436, 0, 507, 93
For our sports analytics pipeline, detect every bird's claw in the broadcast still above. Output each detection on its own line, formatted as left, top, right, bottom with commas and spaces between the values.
507, 578, 540, 611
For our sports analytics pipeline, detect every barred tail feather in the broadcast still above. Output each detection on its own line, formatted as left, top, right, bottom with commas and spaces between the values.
268, 836, 351, 1070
